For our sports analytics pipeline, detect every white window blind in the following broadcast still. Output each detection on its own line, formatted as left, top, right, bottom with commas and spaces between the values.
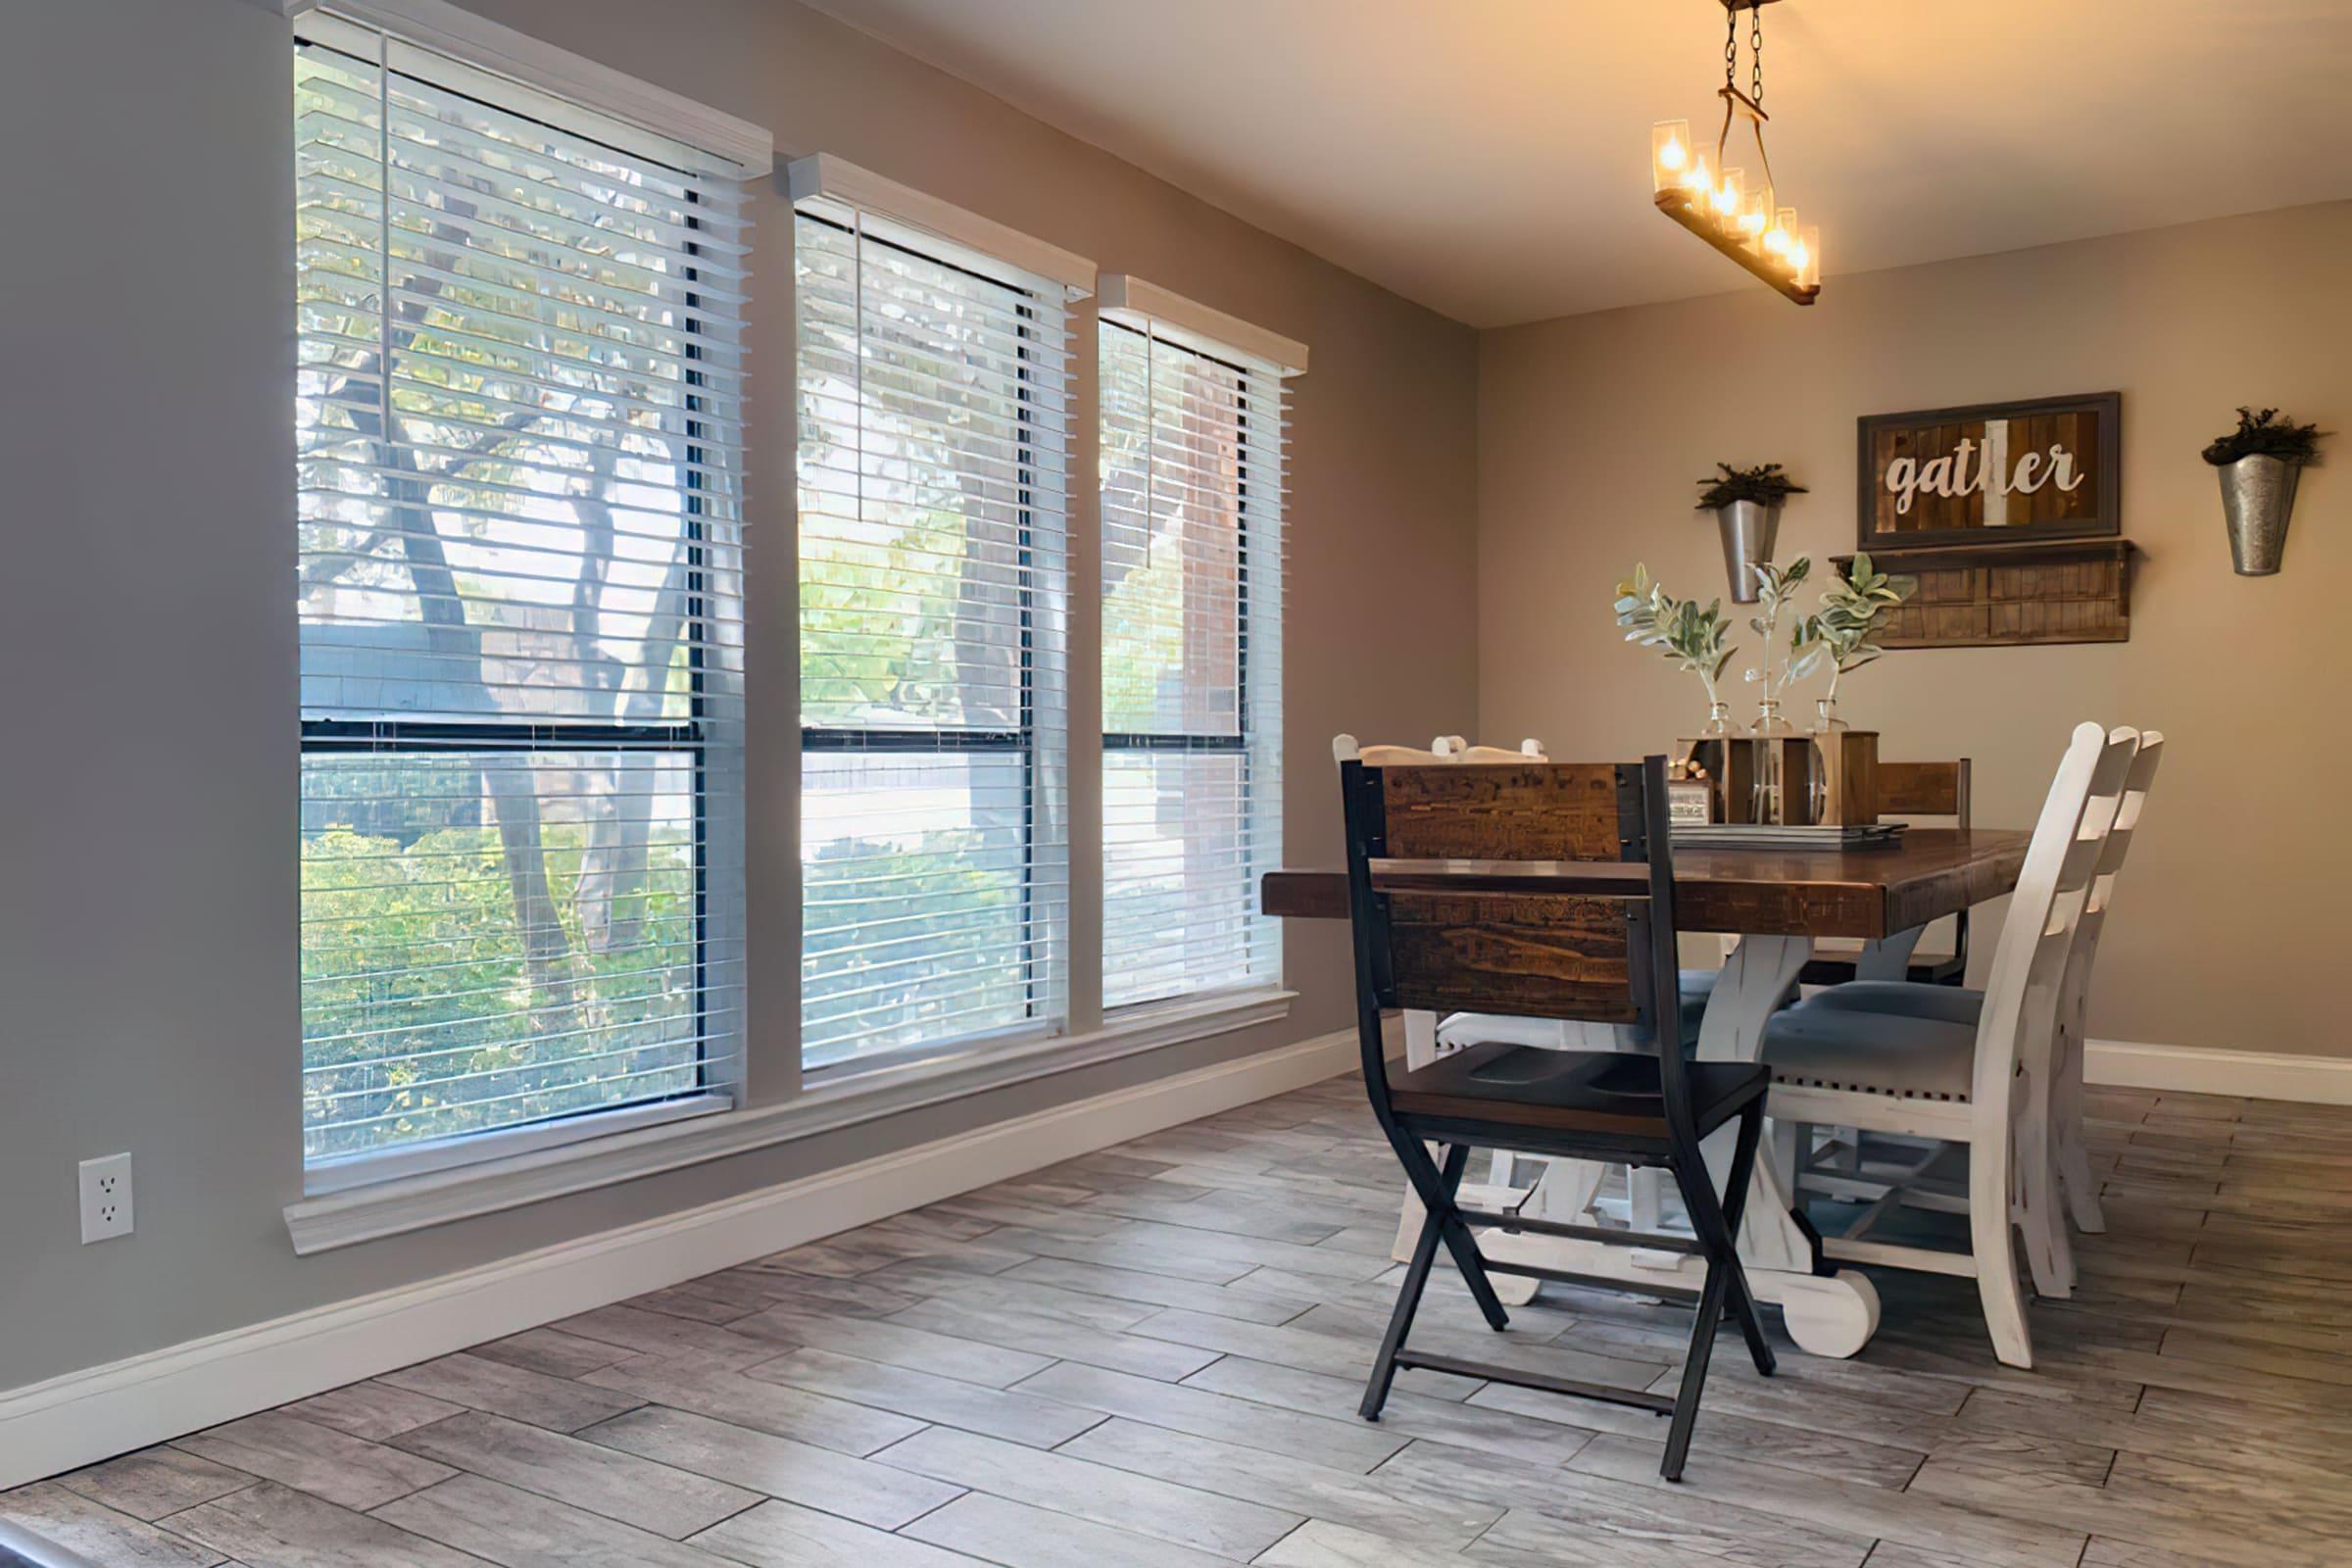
1099, 307, 1291, 1009
794, 175, 1076, 1074
294, 13, 752, 1172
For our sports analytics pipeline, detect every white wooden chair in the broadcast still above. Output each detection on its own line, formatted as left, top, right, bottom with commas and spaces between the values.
1797, 731, 2161, 1299
1755, 722, 2138, 1367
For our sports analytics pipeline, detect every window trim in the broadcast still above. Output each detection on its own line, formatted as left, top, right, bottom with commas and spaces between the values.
282, 984, 1291, 1252
794, 207, 1073, 1078
294, 14, 758, 1183
1099, 317, 1287, 1013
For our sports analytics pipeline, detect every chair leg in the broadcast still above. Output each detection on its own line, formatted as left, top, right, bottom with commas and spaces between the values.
1718, 1101, 1777, 1377
2054, 1019, 2107, 1235
1360, 1143, 1466, 1420
1970, 1131, 2034, 1369
1660, 1234, 1732, 1482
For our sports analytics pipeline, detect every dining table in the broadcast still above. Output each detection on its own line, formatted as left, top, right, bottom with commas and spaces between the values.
1260, 825, 2033, 1358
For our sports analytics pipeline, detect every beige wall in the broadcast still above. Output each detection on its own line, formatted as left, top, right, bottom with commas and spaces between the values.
0, 0, 1474, 1393
1478, 201, 2349, 1057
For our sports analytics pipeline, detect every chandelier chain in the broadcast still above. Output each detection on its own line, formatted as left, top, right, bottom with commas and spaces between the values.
1724, 5, 1739, 93
1752, 4, 1765, 110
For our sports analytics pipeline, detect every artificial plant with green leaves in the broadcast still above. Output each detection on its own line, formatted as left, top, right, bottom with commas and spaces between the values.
1695, 462, 1809, 511
1613, 564, 1739, 716
2201, 407, 2324, 467
1796, 553, 1918, 710
1740, 557, 1821, 708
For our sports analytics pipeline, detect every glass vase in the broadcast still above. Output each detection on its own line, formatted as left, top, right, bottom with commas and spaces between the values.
1750, 697, 1796, 825
1810, 696, 1846, 734
1700, 700, 1747, 738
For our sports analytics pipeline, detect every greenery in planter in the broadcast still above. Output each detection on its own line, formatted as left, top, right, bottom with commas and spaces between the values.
1614, 564, 1739, 710
2201, 407, 2324, 466
1695, 462, 1809, 511
1797, 553, 1918, 707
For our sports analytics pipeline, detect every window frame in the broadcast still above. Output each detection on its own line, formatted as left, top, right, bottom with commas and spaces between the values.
293, 15, 760, 1190
1099, 317, 1285, 1013
794, 210, 1065, 1082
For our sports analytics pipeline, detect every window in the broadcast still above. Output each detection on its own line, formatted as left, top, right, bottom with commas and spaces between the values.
793, 160, 1083, 1075
1099, 283, 1298, 1009
294, 13, 754, 1176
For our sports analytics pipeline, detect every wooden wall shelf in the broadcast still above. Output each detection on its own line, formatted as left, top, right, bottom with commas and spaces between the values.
1834, 538, 2133, 649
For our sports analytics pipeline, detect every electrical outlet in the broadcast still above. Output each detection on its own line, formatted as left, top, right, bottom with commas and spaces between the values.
79, 1153, 133, 1244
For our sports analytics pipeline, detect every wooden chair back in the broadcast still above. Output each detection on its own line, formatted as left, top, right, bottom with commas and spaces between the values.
1340, 758, 1694, 1126
2060, 731, 2163, 1017
1971, 724, 2139, 1105
1877, 760, 1972, 822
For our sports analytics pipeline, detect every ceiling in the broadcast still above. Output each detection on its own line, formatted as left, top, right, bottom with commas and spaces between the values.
800, 0, 2352, 327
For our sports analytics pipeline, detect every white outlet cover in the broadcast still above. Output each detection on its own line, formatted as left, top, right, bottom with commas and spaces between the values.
79, 1152, 133, 1244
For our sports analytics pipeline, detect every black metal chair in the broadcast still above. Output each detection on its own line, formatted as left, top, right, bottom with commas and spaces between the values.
1339, 755, 1775, 1482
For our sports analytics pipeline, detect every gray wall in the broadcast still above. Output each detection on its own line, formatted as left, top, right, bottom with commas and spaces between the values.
0, 0, 1479, 1391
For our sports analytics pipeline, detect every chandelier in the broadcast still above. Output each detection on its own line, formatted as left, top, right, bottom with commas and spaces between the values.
1651, 0, 1820, 305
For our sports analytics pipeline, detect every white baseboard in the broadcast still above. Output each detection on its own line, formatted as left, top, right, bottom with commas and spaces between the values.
2086, 1038, 2352, 1105
0, 1029, 1359, 1491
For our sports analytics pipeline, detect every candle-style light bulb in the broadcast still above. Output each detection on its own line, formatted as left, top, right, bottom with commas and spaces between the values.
1650, 120, 1692, 194
1765, 205, 1798, 263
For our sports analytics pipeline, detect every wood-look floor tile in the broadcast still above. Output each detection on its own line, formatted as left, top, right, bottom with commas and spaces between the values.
549, 1303, 777, 1366
1123, 1307, 1484, 1398
869, 1425, 1300, 1559
0, 1482, 222, 1567
1394, 1441, 1873, 1568
1254, 1518, 1482, 1568
391, 1410, 760, 1539
686, 1499, 986, 1566
1057, 1418, 1499, 1551
371, 1474, 725, 1567
997, 1255, 1314, 1325
576, 1404, 964, 1529
59, 1446, 255, 1521
173, 1412, 453, 1512
975, 1224, 1262, 1284
465, 1326, 635, 1381
732, 1301, 1057, 1385
1465, 1377, 1927, 1489
1092, 1219, 1394, 1284
580, 1350, 925, 1455
887, 1298, 1224, 1381
1566, 1432, 2084, 1568
279, 1383, 465, 1445
746, 1346, 1106, 1447
1012, 1360, 1406, 1471
164, 1481, 472, 1568
899, 1492, 1243, 1568
1284, 1300, 1670, 1392
1910, 1436, 2351, 1567
378, 1351, 644, 1432
1180, 1354, 1596, 1468
859, 1264, 1161, 1333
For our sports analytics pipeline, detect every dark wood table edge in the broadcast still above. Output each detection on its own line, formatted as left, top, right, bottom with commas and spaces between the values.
1262, 828, 2032, 941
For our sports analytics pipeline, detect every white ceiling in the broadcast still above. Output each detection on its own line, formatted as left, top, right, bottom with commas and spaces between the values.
802, 0, 2352, 327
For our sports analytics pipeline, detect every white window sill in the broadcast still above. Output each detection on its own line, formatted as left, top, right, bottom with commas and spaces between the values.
281, 986, 1295, 1254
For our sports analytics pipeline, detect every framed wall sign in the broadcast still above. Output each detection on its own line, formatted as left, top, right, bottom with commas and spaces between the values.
1856, 391, 2121, 549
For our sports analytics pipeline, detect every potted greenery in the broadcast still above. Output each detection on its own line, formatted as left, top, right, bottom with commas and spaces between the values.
2203, 407, 2324, 575
1613, 564, 1740, 735
1696, 463, 1808, 604
1797, 553, 1917, 732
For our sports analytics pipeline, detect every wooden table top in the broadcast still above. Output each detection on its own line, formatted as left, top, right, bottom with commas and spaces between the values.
1260, 827, 2031, 940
